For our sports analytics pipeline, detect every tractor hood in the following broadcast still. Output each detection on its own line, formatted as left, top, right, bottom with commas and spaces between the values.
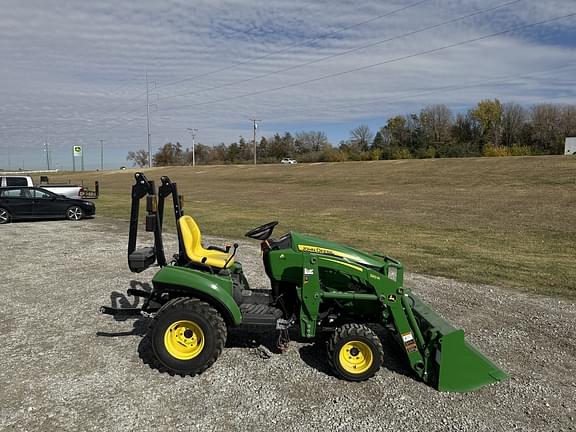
290, 232, 385, 269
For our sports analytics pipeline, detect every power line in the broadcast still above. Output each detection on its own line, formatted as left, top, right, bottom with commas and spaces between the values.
81, 78, 158, 148
159, 12, 576, 112
160, 0, 522, 102
77, 66, 575, 147
262, 64, 576, 119
157, 0, 430, 90
103, 77, 145, 97
71, 85, 149, 127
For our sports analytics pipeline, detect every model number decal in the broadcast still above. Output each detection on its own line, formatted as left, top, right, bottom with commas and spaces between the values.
298, 245, 337, 255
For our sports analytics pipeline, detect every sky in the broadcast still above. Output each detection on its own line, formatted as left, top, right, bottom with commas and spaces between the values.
0, 0, 574, 170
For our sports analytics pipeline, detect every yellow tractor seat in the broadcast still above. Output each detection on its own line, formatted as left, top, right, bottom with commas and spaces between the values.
178, 215, 234, 269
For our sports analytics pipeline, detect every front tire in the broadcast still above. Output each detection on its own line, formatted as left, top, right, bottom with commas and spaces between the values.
66, 206, 84, 221
327, 324, 384, 382
151, 298, 227, 376
0, 207, 10, 224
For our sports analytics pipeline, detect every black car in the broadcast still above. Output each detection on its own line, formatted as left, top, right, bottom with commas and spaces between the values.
0, 186, 96, 224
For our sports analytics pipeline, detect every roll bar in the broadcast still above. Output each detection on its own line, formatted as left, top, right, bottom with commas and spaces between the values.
127, 172, 184, 273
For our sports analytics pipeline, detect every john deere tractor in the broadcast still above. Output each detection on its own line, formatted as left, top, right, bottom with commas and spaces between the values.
100, 173, 508, 392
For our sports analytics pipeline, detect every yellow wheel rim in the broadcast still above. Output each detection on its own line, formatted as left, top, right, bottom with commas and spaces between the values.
164, 320, 205, 360
339, 341, 373, 374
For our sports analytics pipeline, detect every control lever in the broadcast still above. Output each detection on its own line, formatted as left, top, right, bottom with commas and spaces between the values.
223, 243, 239, 269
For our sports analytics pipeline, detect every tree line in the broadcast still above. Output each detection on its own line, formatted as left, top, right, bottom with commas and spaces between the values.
127, 99, 576, 167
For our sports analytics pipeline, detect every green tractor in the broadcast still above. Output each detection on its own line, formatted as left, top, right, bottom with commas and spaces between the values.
100, 173, 508, 392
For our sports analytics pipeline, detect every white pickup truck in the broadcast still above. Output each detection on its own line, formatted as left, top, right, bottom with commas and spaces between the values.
0, 176, 84, 198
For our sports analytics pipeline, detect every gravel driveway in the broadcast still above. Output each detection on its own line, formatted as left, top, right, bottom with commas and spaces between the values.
1, 219, 574, 431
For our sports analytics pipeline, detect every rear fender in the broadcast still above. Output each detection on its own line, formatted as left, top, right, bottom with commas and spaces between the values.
152, 266, 242, 326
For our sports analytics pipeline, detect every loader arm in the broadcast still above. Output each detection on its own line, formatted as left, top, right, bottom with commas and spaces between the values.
289, 241, 508, 392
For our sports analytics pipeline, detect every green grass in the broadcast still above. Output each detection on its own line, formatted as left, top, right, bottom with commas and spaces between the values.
49, 156, 576, 298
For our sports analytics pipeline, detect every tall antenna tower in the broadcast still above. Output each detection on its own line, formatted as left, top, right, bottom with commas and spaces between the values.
146, 72, 151, 168
187, 128, 199, 167
43, 141, 51, 171
250, 119, 261, 165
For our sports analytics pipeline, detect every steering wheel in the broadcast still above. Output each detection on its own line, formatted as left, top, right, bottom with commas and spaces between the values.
244, 221, 279, 240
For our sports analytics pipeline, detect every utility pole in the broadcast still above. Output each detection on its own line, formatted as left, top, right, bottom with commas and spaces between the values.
187, 128, 198, 167
250, 119, 261, 165
99, 139, 105, 171
146, 71, 151, 168
43, 141, 51, 171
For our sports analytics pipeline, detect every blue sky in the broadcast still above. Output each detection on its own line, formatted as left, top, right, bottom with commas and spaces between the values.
0, 0, 574, 170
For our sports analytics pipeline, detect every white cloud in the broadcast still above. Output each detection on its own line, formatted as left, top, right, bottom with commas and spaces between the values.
0, 0, 574, 168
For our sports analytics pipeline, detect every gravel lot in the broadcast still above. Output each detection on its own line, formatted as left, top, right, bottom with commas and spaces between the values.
1, 218, 575, 431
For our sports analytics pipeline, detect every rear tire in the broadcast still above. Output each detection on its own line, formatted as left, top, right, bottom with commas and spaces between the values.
0, 207, 10, 224
327, 323, 384, 382
151, 298, 227, 376
66, 206, 84, 221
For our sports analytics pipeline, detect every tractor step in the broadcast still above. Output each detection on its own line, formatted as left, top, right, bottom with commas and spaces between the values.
240, 288, 272, 305
240, 303, 283, 326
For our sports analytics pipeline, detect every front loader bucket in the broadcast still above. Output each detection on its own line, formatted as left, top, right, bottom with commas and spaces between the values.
410, 295, 508, 392
435, 329, 508, 392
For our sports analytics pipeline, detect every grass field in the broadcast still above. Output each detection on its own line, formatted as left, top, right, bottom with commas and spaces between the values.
47, 156, 575, 298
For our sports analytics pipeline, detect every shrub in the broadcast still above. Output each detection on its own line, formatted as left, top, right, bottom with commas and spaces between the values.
509, 145, 533, 156
391, 148, 413, 159
369, 149, 384, 160
437, 142, 480, 158
416, 147, 436, 159
295, 151, 324, 163
483, 145, 511, 157
483, 145, 533, 157
325, 149, 350, 162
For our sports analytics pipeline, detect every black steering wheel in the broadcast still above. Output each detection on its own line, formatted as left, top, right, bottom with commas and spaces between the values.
244, 221, 279, 240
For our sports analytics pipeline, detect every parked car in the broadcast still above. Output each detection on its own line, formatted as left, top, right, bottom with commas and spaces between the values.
0, 176, 84, 198
0, 187, 96, 224
280, 158, 297, 164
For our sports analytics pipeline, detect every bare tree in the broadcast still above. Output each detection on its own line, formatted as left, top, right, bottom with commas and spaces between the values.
350, 125, 374, 152
420, 104, 452, 145
530, 104, 563, 152
561, 105, 576, 138
126, 149, 149, 167
294, 131, 330, 153
502, 103, 526, 146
